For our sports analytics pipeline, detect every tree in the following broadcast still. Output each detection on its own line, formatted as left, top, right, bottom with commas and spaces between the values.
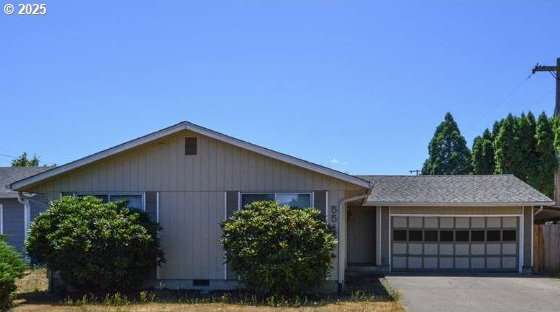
494, 114, 522, 175
26, 196, 164, 294
532, 113, 558, 198
517, 112, 537, 182
221, 201, 336, 297
472, 129, 495, 174
422, 112, 472, 175
11, 153, 39, 167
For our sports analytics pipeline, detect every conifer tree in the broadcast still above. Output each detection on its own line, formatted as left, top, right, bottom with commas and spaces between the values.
533, 112, 557, 198
472, 129, 495, 174
517, 112, 537, 181
494, 114, 521, 175
422, 112, 472, 175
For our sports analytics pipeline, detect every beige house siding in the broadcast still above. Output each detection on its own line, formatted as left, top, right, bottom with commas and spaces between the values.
26, 130, 367, 282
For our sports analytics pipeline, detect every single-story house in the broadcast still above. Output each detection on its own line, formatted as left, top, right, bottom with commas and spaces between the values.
1, 167, 50, 253
8, 121, 555, 291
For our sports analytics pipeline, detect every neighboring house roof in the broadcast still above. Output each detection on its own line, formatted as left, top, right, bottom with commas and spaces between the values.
357, 174, 554, 206
0, 167, 52, 198
10, 122, 371, 190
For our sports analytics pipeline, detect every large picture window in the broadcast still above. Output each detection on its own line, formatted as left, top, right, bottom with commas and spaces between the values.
62, 192, 144, 211
241, 193, 312, 209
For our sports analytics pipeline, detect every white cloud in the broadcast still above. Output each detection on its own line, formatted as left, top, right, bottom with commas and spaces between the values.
330, 158, 340, 164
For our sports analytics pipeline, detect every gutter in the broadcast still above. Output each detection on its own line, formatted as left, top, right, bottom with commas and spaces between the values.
337, 194, 368, 293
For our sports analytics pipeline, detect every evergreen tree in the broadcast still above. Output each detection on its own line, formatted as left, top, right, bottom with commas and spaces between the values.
533, 112, 558, 198
472, 129, 495, 174
552, 115, 560, 152
422, 112, 472, 175
517, 112, 537, 181
11, 152, 39, 167
494, 114, 521, 175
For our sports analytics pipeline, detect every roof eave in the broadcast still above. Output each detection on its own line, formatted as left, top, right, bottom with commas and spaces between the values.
10, 121, 371, 191
363, 201, 556, 207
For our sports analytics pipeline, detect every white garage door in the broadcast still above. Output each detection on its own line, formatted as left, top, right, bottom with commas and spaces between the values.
391, 216, 519, 271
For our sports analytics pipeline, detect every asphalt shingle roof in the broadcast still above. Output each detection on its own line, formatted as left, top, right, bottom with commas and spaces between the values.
0, 167, 52, 198
357, 174, 554, 206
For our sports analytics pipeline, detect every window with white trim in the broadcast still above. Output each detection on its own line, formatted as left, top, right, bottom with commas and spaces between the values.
240, 193, 312, 209
62, 192, 144, 211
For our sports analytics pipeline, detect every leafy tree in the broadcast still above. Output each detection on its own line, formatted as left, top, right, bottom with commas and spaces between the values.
422, 112, 472, 175
26, 196, 164, 294
553, 115, 560, 152
532, 113, 558, 198
11, 153, 39, 167
221, 201, 336, 297
494, 114, 521, 175
0, 237, 27, 311
472, 129, 495, 174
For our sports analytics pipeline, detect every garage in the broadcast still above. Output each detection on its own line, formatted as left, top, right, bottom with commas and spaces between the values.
391, 215, 519, 271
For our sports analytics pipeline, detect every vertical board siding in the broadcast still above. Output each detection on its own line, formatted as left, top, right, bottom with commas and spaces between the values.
313, 191, 327, 218
29, 130, 365, 281
1, 199, 25, 253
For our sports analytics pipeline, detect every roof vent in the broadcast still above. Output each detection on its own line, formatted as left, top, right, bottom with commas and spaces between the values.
185, 137, 197, 155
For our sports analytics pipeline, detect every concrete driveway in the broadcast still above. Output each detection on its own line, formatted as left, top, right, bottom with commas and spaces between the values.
386, 275, 560, 312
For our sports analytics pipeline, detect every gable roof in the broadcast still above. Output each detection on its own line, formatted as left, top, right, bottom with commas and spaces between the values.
1, 167, 52, 198
357, 174, 554, 206
10, 122, 371, 190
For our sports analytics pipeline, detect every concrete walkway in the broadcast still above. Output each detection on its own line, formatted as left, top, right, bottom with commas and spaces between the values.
386, 275, 560, 312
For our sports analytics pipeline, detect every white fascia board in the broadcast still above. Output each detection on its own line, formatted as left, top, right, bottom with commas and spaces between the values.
11, 121, 371, 190
364, 201, 556, 207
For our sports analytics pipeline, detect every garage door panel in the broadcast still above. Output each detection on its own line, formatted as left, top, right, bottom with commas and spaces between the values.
393, 243, 407, 255
471, 257, 485, 269
502, 243, 516, 255
503, 257, 517, 269
408, 243, 422, 255
424, 244, 438, 255
455, 257, 469, 269
390, 216, 519, 272
408, 257, 422, 269
487, 257, 501, 269
424, 257, 438, 269
455, 217, 469, 228
455, 244, 469, 256
440, 244, 454, 255
471, 244, 485, 255
487, 243, 501, 255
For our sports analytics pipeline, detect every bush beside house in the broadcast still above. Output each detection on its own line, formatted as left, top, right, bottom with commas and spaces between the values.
0, 237, 27, 311
25, 196, 164, 294
221, 201, 336, 297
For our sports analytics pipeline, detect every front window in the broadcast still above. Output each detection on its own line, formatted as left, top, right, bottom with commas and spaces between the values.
241, 193, 312, 209
63, 192, 144, 211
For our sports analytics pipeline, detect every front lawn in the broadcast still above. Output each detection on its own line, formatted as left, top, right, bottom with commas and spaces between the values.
12, 269, 403, 312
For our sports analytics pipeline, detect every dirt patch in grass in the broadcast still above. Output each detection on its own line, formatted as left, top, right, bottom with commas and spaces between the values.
12, 269, 404, 312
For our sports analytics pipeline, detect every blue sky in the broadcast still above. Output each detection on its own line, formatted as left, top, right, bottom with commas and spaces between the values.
0, 0, 559, 174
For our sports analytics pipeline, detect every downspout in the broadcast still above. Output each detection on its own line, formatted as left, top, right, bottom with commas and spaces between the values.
337, 194, 368, 293
534, 205, 543, 216
17, 192, 31, 246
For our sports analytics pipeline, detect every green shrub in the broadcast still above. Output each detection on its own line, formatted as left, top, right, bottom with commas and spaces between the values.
221, 201, 336, 297
0, 237, 27, 311
26, 196, 164, 294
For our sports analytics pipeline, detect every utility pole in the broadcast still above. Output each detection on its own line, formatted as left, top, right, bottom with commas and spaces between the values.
409, 169, 421, 176
531, 58, 560, 116
532, 58, 560, 206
